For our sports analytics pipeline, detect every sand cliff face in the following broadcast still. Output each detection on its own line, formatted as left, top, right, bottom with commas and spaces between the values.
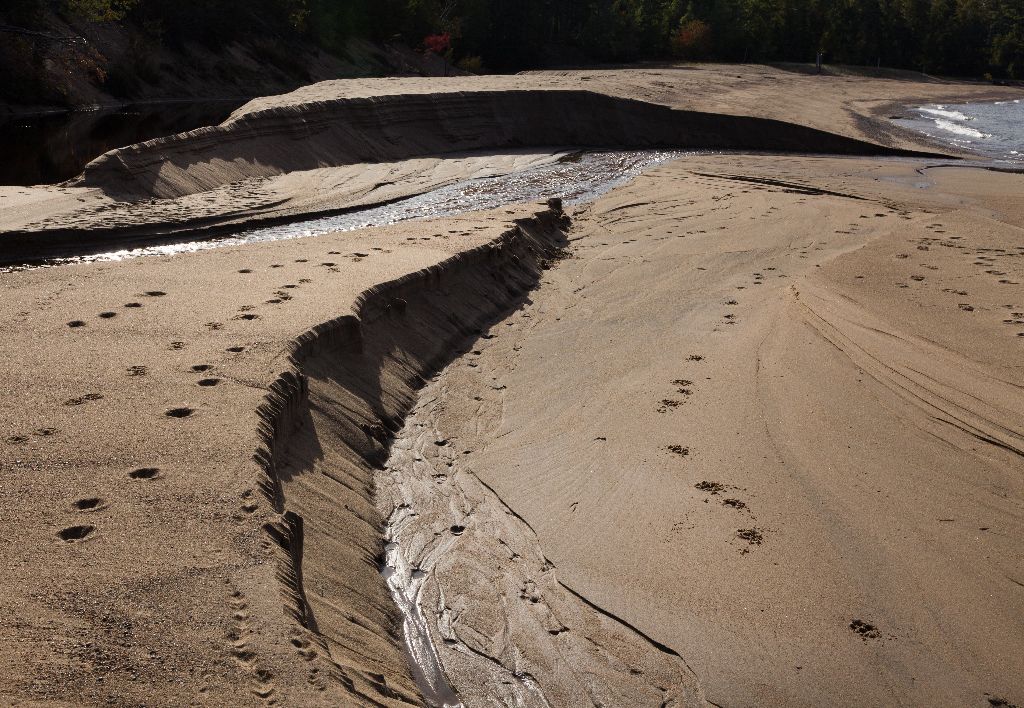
76, 89, 931, 199
250, 208, 573, 705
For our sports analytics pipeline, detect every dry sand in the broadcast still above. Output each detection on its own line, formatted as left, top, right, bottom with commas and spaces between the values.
0, 66, 1022, 707
405, 155, 1024, 706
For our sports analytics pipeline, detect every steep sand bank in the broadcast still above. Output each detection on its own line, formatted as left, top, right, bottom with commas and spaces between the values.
0, 203, 571, 706
406, 155, 1024, 706
3, 64, 1021, 262
74, 90, 925, 200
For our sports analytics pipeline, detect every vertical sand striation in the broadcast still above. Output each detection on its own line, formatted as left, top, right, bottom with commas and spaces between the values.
250, 207, 592, 705
76, 90, 931, 201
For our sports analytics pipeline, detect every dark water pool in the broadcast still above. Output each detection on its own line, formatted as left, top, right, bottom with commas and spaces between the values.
0, 100, 244, 186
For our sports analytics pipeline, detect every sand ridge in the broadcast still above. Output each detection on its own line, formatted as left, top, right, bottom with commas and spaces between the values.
3, 64, 1021, 263
0, 205, 566, 705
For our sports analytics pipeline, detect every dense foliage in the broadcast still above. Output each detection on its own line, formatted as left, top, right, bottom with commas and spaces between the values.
5, 0, 1023, 79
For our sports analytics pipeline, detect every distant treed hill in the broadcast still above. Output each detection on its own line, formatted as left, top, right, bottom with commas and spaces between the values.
4, 0, 1023, 88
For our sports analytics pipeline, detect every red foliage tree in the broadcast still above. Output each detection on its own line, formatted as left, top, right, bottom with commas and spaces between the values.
424, 33, 451, 55
671, 19, 712, 60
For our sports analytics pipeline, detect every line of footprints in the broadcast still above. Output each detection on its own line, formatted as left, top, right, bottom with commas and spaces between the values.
46, 251, 389, 545
656, 344, 765, 554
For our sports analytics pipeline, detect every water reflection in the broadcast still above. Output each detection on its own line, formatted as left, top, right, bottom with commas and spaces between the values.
4, 149, 692, 272
0, 100, 244, 186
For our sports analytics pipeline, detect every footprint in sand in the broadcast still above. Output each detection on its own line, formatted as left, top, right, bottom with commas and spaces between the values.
165, 407, 194, 418
127, 365, 148, 376
57, 524, 95, 542
124, 302, 142, 308
240, 490, 258, 514
129, 467, 160, 480
849, 619, 881, 640
736, 527, 764, 549
143, 291, 166, 297
71, 497, 106, 512
169, 341, 186, 350
64, 393, 103, 406
197, 379, 221, 387
235, 314, 260, 321
226, 346, 245, 353
98, 311, 116, 319
67, 320, 86, 328
695, 481, 725, 494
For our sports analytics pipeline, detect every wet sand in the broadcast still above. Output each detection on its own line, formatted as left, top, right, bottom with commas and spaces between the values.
1, 66, 1023, 707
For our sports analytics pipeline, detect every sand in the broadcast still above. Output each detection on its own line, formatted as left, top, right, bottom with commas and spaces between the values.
406, 155, 1024, 706
1, 65, 1023, 707
1, 64, 1019, 259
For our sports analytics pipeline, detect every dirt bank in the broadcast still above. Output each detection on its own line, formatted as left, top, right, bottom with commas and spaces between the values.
75, 89, 929, 200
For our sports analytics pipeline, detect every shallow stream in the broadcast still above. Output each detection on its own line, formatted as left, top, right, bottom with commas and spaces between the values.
8, 149, 689, 272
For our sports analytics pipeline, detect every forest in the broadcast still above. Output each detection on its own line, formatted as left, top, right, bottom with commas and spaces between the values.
4, 0, 1023, 79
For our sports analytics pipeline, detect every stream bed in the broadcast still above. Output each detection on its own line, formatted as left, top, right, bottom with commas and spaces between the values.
10, 149, 691, 272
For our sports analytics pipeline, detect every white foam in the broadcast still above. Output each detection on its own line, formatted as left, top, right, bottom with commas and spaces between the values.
933, 118, 989, 139
919, 107, 972, 121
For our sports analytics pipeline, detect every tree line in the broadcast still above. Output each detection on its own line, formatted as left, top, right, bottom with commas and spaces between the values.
5, 0, 1023, 79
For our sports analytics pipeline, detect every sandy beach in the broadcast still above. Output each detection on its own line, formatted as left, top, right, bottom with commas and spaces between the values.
1, 65, 1022, 707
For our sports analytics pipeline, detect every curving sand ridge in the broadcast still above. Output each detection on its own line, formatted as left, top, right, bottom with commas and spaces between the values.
250, 207, 574, 704
0, 204, 581, 706
76, 90, 931, 200
4, 65, 1020, 257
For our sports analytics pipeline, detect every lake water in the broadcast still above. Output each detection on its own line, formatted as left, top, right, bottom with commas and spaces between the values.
0, 101, 244, 186
894, 99, 1024, 164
